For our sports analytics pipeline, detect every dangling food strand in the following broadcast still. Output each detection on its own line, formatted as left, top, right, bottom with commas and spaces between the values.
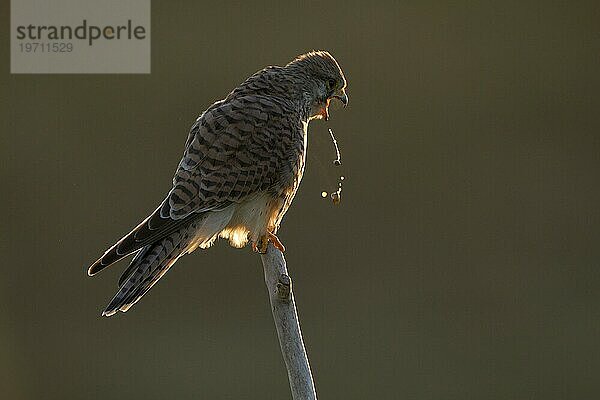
320, 129, 345, 205
328, 128, 342, 166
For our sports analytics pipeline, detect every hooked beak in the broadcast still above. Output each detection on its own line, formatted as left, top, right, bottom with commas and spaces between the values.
317, 88, 348, 121
331, 88, 349, 107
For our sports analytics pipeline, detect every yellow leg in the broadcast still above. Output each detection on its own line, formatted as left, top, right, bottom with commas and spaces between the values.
268, 232, 286, 252
252, 234, 269, 254
252, 232, 286, 254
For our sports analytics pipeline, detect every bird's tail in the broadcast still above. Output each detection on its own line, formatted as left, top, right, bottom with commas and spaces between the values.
102, 223, 197, 317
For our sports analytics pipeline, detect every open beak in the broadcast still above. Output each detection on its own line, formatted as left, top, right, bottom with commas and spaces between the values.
318, 89, 348, 121
331, 88, 349, 108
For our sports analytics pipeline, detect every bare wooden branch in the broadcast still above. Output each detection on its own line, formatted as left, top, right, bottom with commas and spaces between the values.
260, 243, 317, 400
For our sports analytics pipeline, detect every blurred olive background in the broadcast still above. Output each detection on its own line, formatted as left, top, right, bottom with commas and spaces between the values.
2, 1, 600, 399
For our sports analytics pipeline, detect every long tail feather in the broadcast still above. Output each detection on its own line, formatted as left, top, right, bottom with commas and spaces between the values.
93, 208, 235, 316
87, 204, 197, 276
101, 223, 196, 317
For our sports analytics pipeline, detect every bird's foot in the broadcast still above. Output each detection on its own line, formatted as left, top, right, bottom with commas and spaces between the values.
252, 235, 269, 254
268, 232, 286, 252
252, 232, 286, 254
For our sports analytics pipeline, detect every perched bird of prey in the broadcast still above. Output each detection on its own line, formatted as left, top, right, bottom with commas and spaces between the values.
87, 51, 348, 316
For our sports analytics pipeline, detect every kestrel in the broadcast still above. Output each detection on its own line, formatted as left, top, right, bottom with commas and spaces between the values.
87, 51, 348, 316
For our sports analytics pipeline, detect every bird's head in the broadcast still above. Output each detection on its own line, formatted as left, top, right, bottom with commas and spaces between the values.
286, 51, 348, 121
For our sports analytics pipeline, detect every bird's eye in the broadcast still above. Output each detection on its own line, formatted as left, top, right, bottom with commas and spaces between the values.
327, 79, 336, 91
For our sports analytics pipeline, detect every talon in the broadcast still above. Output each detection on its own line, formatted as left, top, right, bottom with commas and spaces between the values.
268, 232, 286, 253
252, 232, 285, 254
253, 235, 269, 254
